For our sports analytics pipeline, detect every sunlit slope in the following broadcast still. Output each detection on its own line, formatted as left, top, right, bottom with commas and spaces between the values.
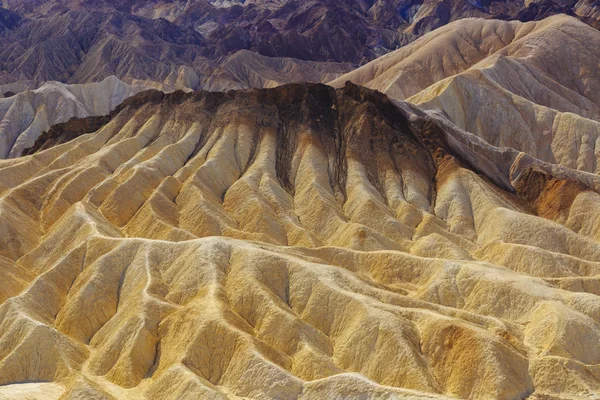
0, 77, 148, 159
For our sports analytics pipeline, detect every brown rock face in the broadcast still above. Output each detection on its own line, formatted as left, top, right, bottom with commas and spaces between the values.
514, 165, 590, 222
22, 115, 111, 156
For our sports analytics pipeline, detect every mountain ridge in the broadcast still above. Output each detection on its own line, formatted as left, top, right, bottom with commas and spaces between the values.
0, 1, 597, 89
332, 14, 600, 178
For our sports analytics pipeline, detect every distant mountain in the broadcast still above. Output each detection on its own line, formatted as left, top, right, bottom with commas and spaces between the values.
0, 0, 596, 90
0, 3, 354, 90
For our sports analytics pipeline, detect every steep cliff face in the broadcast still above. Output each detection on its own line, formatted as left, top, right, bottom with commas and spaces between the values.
2, 82, 600, 399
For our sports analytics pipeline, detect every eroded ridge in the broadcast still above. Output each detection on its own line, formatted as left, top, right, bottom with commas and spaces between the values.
332, 15, 600, 177
1, 82, 600, 399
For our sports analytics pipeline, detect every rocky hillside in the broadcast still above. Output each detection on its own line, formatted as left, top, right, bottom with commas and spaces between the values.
1, 81, 600, 399
1, 2, 600, 399
0, 76, 148, 159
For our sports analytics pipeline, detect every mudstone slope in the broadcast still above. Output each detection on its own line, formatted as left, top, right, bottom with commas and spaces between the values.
0, 76, 148, 159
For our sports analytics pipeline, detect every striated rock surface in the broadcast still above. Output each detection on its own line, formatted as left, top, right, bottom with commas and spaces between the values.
1, 81, 600, 399
0, 76, 148, 159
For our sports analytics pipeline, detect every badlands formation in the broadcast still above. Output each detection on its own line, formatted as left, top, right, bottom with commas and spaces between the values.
0, 57, 350, 162
0, 55, 352, 160
1, 13, 600, 400
2, 75, 600, 399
